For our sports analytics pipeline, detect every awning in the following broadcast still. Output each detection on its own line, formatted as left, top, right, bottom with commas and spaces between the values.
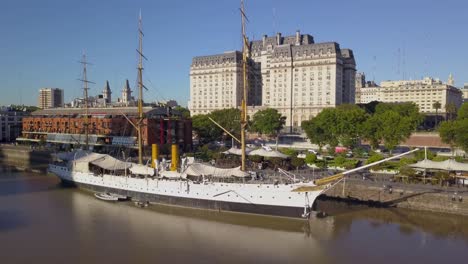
129, 163, 155, 176
409, 159, 468, 172
183, 163, 250, 178
90, 155, 131, 171
248, 148, 289, 158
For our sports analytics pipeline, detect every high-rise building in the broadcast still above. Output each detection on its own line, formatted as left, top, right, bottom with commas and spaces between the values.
355, 75, 463, 114
38, 88, 64, 109
189, 31, 356, 127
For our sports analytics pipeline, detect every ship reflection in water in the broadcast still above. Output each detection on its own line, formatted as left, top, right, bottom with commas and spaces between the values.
1, 167, 468, 264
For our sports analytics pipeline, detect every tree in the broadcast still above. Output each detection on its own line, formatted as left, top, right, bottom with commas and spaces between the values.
438, 121, 457, 155
361, 114, 382, 150
210, 108, 241, 140
173, 106, 191, 119
453, 119, 468, 152
250, 108, 285, 136
191, 114, 222, 144
290, 156, 305, 170
433, 101, 442, 127
437, 103, 468, 153
302, 119, 327, 152
445, 102, 458, 121
457, 102, 468, 120
378, 111, 413, 152
375, 102, 423, 128
302, 108, 339, 151
361, 103, 423, 153
334, 104, 368, 148
304, 153, 317, 165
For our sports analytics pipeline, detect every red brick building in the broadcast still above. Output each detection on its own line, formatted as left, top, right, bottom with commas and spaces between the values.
18, 107, 192, 151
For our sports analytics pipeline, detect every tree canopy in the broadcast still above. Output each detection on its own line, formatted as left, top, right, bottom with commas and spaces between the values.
250, 108, 285, 136
438, 102, 468, 152
173, 106, 191, 119
191, 108, 241, 144
302, 102, 423, 152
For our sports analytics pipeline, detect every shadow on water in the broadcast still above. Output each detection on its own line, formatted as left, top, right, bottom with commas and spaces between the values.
0, 210, 27, 232
316, 198, 468, 244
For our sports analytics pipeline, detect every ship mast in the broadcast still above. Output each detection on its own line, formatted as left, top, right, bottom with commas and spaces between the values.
136, 11, 145, 165
240, 0, 249, 171
79, 52, 94, 150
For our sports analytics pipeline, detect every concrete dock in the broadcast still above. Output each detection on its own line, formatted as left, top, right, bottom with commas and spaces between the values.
322, 178, 468, 216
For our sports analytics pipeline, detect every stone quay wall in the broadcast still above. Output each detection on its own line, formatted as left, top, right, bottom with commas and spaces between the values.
322, 179, 468, 216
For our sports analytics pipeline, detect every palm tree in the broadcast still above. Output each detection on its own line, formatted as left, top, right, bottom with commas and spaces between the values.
433, 101, 441, 128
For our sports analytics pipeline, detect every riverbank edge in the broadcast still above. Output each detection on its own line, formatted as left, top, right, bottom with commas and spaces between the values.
322, 180, 468, 216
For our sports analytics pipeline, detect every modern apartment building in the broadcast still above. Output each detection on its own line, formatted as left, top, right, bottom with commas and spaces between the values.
38, 88, 64, 109
189, 31, 356, 127
355, 76, 463, 114
0, 109, 28, 142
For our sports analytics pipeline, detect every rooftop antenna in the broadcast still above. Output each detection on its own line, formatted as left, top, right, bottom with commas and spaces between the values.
78, 51, 95, 150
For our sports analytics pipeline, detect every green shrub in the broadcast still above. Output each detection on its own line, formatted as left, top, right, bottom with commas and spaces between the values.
432, 155, 450, 162
290, 156, 305, 169
366, 153, 384, 165
414, 149, 435, 161
304, 153, 317, 165
399, 157, 417, 167
279, 148, 298, 157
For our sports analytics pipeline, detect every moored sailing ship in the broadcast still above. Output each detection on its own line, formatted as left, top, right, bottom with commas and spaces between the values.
48, 6, 418, 219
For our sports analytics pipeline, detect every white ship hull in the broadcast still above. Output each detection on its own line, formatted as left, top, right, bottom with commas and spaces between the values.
49, 164, 324, 218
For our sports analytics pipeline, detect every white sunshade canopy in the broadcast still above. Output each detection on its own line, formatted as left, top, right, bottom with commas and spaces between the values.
222, 147, 253, 156
409, 159, 468, 172
73, 153, 131, 172
183, 163, 250, 178
129, 163, 155, 176
248, 148, 289, 158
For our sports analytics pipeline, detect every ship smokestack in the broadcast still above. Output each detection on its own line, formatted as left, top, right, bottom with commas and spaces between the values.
171, 144, 179, 171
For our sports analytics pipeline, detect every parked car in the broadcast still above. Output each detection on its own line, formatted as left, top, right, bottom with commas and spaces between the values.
308, 149, 318, 154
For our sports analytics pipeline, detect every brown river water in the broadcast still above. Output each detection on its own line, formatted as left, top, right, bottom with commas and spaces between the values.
1, 166, 468, 264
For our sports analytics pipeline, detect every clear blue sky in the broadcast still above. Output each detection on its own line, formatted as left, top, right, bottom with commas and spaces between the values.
1, 0, 467, 107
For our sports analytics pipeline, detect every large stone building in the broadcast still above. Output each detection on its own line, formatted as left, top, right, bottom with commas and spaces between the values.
38, 88, 64, 109
462, 83, 468, 103
355, 75, 463, 114
189, 51, 260, 115
189, 31, 356, 127
18, 107, 192, 151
